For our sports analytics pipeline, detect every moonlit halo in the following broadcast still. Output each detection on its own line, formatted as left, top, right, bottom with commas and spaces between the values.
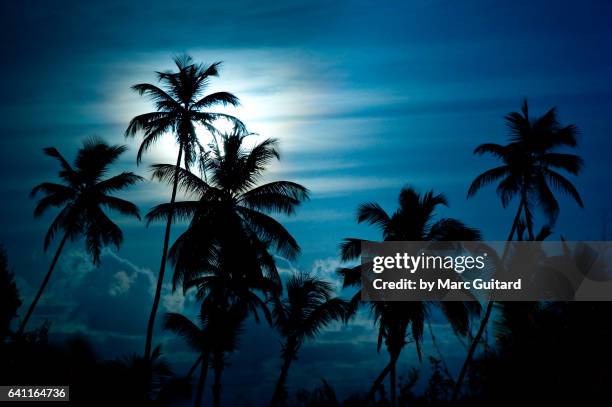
106, 50, 308, 173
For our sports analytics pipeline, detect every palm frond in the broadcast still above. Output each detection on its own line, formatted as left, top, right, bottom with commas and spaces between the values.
145, 201, 200, 225
192, 92, 240, 110
240, 181, 309, 215
42, 147, 75, 181
96, 172, 144, 194
340, 238, 363, 262
31, 183, 75, 217
237, 207, 300, 260
357, 202, 390, 231
540, 153, 583, 175
467, 166, 510, 198
100, 196, 141, 220
428, 218, 481, 241
163, 312, 204, 351
473, 143, 507, 159
150, 164, 210, 196
542, 168, 583, 207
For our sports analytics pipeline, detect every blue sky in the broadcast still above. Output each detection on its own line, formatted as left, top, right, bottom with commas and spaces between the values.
2, 0, 612, 404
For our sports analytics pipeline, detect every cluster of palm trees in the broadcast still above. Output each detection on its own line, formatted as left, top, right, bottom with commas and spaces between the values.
17, 54, 584, 406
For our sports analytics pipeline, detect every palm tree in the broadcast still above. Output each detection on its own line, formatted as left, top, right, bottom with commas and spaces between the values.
467, 99, 583, 239
126, 55, 244, 360
269, 274, 349, 407
18, 139, 142, 335
148, 129, 308, 405
165, 272, 272, 407
338, 187, 481, 406
453, 100, 584, 400
164, 312, 210, 407
145, 129, 309, 291
195, 276, 259, 407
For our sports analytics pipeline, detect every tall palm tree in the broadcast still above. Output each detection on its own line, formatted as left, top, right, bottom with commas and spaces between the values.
148, 129, 308, 405
269, 274, 349, 407
126, 55, 244, 360
19, 138, 142, 334
339, 187, 481, 407
453, 100, 584, 400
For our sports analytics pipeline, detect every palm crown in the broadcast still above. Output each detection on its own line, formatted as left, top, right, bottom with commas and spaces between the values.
146, 129, 309, 290
125, 55, 244, 167
269, 274, 349, 407
467, 100, 583, 236
31, 138, 143, 263
273, 274, 349, 353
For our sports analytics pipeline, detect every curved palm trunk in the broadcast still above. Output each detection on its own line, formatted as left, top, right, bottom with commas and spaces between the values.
451, 197, 525, 401
194, 351, 210, 407
211, 351, 224, 407
18, 232, 69, 335
144, 146, 183, 361
364, 350, 401, 406
389, 354, 397, 407
270, 339, 297, 407
187, 354, 203, 379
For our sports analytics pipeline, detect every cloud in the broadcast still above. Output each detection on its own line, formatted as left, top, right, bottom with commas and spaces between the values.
108, 270, 136, 297
162, 290, 187, 314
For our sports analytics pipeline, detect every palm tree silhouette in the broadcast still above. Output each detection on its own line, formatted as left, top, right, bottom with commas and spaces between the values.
145, 128, 309, 290
126, 55, 244, 360
164, 279, 267, 407
269, 274, 349, 407
453, 100, 584, 400
339, 187, 481, 407
467, 99, 583, 239
164, 312, 210, 407
148, 129, 308, 406
193, 275, 261, 407
18, 138, 142, 334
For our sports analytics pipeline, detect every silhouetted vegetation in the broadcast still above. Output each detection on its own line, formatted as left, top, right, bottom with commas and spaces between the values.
453, 100, 584, 399
0, 246, 20, 341
338, 187, 481, 406
3, 55, 609, 407
18, 139, 142, 334
126, 55, 245, 361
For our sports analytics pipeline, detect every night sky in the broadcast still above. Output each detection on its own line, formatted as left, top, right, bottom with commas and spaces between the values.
2, 0, 612, 404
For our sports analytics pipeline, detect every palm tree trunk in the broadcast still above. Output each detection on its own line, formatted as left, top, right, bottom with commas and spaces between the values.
194, 351, 209, 407
211, 351, 223, 407
187, 354, 203, 379
270, 345, 295, 407
144, 145, 183, 361
363, 350, 401, 406
450, 197, 525, 401
522, 183, 534, 240
18, 232, 69, 335
389, 355, 397, 407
